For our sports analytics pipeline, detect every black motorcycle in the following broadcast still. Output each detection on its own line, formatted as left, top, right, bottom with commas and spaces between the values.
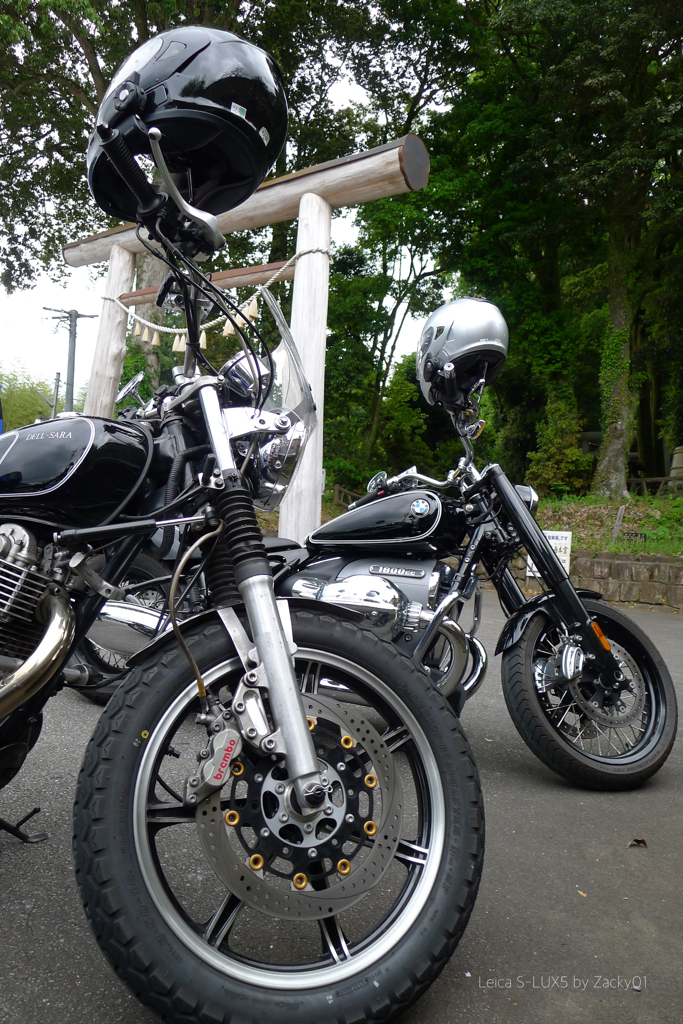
0, 27, 484, 1024
73, 328, 679, 792
279, 422, 678, 790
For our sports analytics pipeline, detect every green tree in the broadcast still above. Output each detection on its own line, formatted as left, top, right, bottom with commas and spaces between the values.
443, 1, 683, 495
0, 366, 70, 428
0, 0, 374, 289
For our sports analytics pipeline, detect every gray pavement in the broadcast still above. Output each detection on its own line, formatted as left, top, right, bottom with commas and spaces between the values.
0, 594, 681, 1024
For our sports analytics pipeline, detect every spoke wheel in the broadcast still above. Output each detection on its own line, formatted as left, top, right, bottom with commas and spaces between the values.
74, 609, 484, 1024
501, 599, 677, 790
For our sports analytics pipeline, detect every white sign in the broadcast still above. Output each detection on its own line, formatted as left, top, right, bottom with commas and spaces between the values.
526, 530, 572, 577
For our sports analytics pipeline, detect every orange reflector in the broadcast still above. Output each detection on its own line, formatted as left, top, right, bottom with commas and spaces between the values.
591, 621, 611, 651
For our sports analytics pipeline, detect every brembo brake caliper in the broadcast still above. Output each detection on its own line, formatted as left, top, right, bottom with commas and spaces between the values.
184, 706, 243, 806
184, 605, 291, 806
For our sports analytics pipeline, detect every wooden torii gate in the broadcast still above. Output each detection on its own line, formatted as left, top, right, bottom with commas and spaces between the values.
63, 135, 430, 543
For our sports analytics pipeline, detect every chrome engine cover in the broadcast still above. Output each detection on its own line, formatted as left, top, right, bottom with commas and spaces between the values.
0, 525, 52, 662
335, 557, 440, 608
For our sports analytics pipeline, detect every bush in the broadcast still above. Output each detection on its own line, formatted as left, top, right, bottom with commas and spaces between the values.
526, 387, 594, 496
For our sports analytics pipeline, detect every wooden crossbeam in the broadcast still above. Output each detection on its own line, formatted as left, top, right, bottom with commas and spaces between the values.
62, 135, 429, 268
117, 260, 295, 307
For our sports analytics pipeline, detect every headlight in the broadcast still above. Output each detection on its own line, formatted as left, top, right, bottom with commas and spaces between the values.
249, 415, 307, 511
514, 484, 539, 516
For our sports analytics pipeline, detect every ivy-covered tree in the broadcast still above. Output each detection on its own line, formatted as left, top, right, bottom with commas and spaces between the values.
425, 0, 683, 495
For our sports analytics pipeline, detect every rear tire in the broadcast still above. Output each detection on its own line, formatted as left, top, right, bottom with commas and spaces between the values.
73, 609, 484, 1024
501, 599, 677, 790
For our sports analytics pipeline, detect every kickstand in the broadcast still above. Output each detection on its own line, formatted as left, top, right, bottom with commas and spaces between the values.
0, 806, 48, 843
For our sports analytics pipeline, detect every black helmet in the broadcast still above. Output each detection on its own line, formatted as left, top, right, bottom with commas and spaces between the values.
87, 26, 288, 222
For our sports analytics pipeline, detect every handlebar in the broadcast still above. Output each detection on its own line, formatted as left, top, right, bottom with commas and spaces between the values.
347, 488, 387, 510
96, 123, 165, 217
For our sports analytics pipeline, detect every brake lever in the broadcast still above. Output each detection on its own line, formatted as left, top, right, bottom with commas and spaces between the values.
148, 127, 226, 254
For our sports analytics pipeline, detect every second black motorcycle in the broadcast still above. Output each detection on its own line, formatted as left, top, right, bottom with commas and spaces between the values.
277, 297, 677, 791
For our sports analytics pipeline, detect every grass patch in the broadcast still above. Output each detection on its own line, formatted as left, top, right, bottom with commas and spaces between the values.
537, 494, 683, 557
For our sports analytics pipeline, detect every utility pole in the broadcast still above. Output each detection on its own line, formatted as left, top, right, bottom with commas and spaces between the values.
43, 307, 98, 412
52, 373, 61, 419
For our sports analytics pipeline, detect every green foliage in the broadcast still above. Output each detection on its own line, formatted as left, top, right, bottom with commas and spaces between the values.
0, 366, 68, 429
423, 0, 683, 492
4, 0, 683, 499
379, 356, 431, 472
526, 385, 594, 496
0, 0, 376, 288
537, 492, 683, 556
323, 224, 448, 485
117, 340, 155, 409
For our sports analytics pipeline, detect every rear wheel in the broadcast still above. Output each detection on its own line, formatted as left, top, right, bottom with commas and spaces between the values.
501, 599, 677, 790
73, 609, 484, 1024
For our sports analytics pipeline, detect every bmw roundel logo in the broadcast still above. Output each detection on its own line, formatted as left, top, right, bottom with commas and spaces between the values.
410, 498, 431, 517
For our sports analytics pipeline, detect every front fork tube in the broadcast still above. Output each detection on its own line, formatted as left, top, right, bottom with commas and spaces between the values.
200, 384, 321, 807
238, 574, 321, 807
490, 467, 621, 681
413, 523, 487, 665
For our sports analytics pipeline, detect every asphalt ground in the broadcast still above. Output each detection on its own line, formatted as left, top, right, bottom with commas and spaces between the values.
0, 594, 681, 1024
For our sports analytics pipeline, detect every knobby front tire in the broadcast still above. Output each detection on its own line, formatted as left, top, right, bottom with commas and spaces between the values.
73, 609, 484, 1024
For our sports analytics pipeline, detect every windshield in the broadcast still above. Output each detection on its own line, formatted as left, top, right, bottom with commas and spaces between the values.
260, 288, 316, 437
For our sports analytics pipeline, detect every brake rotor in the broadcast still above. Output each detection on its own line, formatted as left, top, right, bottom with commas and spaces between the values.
196, 694, 403, 920
567, 641, 645, 727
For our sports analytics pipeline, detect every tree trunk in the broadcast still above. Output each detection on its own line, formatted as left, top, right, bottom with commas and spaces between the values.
592, 221, 638, 499
133, 253, 167, 391
361, 379, 383, 464
636, 368, 664, 478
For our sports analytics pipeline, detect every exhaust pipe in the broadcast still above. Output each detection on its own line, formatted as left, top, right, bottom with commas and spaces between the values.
0, 592, 75, 718
425, 615, 469, 698
448, 635, 488, 715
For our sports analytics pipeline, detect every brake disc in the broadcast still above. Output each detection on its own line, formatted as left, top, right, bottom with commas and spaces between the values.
567, 641, 645, 727
196, 694, 403, 920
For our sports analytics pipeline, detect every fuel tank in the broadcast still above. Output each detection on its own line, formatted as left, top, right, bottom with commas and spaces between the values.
0, 415, 151, 527
309, 490, 444, 552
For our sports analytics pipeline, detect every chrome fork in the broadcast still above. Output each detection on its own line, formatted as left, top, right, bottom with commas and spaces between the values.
199, 385, 322, 809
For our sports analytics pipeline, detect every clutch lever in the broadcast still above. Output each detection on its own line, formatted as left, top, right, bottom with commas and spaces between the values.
147, 126, 226, 255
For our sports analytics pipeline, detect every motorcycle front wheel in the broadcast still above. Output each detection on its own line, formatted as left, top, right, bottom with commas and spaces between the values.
73, 608, 484, 1024
501, 599, 677, 790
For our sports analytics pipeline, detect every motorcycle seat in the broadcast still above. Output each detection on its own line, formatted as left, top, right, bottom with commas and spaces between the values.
263, 536, 302, 552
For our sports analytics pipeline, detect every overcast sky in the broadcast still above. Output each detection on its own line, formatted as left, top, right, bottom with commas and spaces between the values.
0, 212, 424, 398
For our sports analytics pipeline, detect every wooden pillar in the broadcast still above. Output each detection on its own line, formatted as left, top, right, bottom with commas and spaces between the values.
83, 243, 136, 418
278, 193, 332, 543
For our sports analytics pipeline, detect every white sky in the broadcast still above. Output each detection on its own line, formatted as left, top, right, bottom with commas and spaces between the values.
0, 212, 424, 396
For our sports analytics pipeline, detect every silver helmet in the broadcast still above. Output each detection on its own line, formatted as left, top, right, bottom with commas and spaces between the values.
416, 298, 508, 408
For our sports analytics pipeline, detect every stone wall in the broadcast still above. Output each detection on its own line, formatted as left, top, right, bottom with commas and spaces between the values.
504, 552, 683, 611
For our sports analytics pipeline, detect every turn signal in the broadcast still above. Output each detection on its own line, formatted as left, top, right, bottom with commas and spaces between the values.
591, 621, 611, 651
